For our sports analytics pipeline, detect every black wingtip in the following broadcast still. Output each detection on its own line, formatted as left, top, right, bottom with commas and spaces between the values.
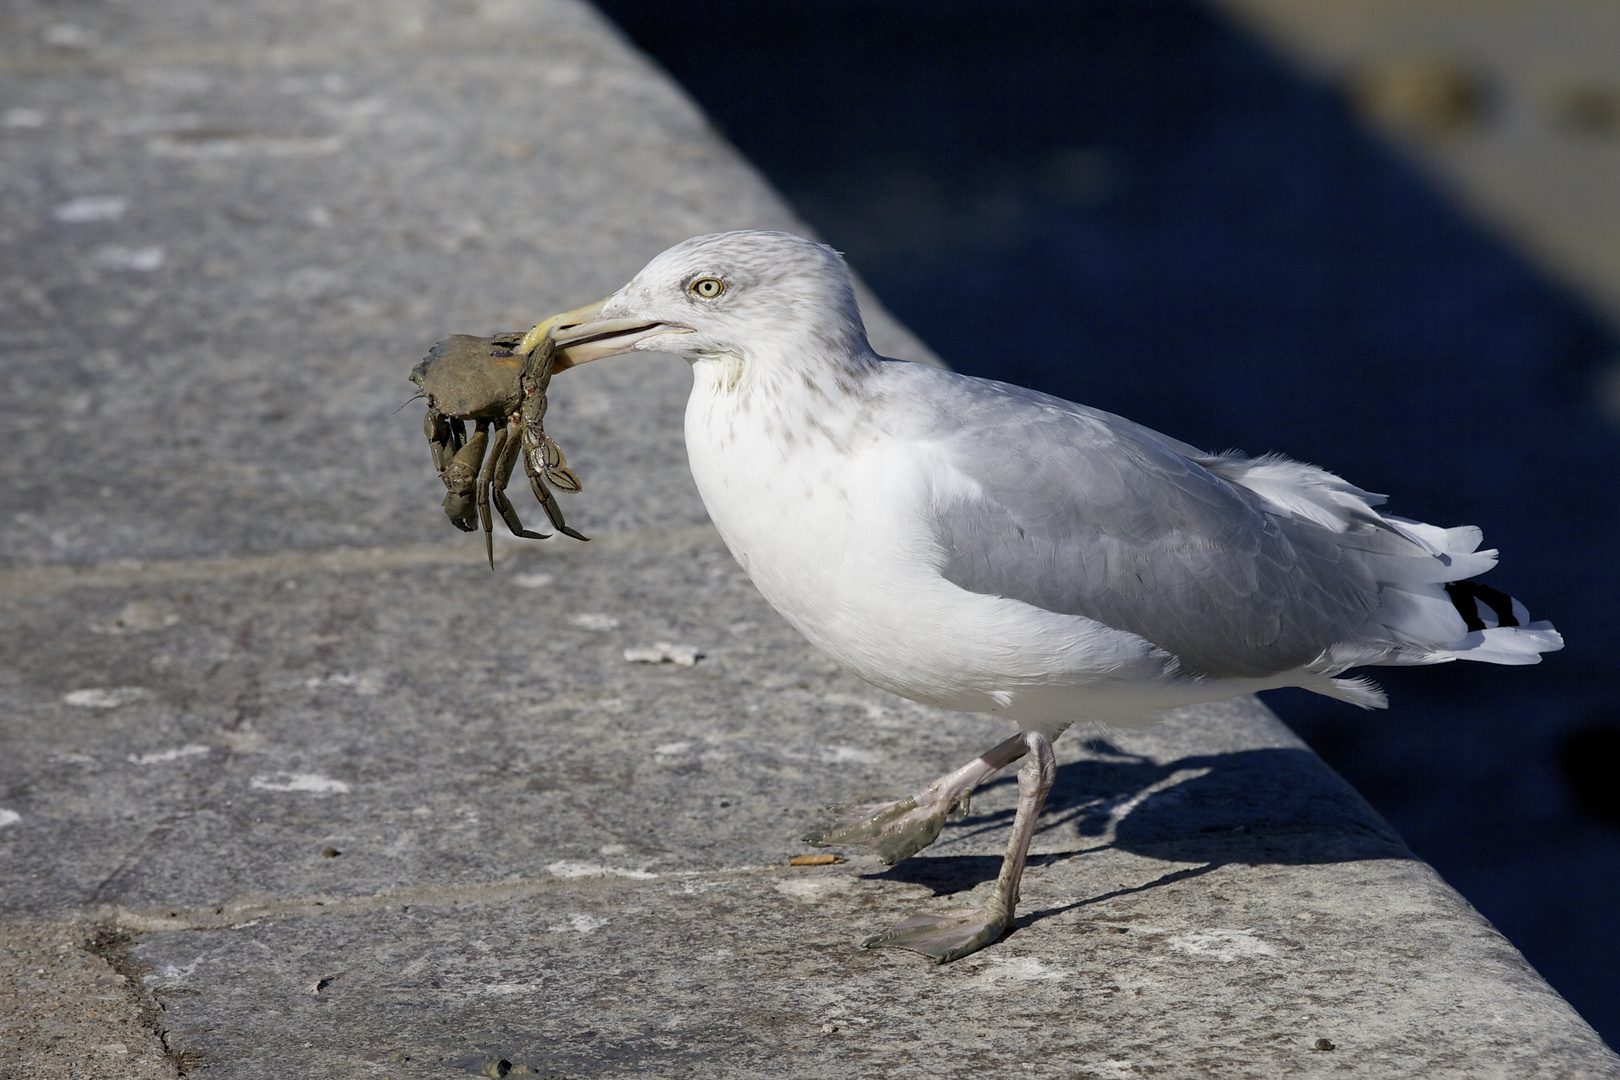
1444, 580, 1521, 631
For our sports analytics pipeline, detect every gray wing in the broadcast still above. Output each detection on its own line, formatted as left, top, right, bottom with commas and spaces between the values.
910, 369, 1379, 678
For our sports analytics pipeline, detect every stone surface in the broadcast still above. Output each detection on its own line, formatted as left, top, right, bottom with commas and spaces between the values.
0, 0, 1616, 1076
2, 919, 174, 1077
0, 0, 935, 570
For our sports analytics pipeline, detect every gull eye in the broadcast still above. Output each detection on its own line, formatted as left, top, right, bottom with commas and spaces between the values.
689, 276, 725, 300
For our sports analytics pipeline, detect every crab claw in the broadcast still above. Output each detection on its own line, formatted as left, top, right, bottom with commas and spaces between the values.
440, 424, 488, 531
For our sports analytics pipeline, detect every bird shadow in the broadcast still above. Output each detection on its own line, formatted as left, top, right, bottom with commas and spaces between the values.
862, 739, 1413, 923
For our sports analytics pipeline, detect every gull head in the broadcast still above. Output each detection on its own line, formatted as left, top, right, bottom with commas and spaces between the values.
527, 231, 875, 374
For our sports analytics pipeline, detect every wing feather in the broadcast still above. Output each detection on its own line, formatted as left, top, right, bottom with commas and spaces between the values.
906, 369, 1380, 678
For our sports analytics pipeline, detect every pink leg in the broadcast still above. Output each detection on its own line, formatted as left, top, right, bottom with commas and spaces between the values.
862, 731, 1058, 963
803, 733, 1028, 864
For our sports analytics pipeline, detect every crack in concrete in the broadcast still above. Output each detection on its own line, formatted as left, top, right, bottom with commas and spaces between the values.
0, 526, 721, 599
95, 861, 777, 934
82, 924, 190, 1076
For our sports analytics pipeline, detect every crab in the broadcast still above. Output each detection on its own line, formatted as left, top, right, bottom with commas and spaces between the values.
410, 328, 587, 567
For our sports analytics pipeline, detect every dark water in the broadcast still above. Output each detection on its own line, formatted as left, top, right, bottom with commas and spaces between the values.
594, 0, 1620, 1040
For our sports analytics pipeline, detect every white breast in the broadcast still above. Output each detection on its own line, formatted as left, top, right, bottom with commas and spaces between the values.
680, 358, 1184, 727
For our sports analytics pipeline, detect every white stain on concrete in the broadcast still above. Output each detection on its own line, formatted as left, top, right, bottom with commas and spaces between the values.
129, 744, 210, 766
545, 860, 656, 881
320, 671, 382, 695
149, 959, 200, 984
817, 744, 879, 765
624, 642, 700, 666
961, 955, 1072, 989
63, 687, 150, 708
825, 694, 895, 723
90, 245, 165, 272
571, 613, 620, 632
4, 108, 45, 128
547, 913, 607, 933
250, 773, 350, 794
986, 956, 1070, 981
475, 981, 537, 996
654, 741, 692, 756
281, 672, 383, 695
42, 23, 93, 48
1168, 928, 1277, 962
90, 601, 179, 634
774, 877, 852, 902
0, 810, 20, 827
511, 571, 554, 589
53, 196, 127, 222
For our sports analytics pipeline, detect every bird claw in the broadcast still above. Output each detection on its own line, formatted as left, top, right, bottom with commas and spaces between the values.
862, 907, 1009, 963
802, 796, 948, 865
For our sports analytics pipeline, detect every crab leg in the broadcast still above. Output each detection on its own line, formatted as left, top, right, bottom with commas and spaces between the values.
440, 422, 488, 532
491, 420, 548, 538
537, 433, 582, 494
476, 424, 503, 568
478, 420, 550, 567
424, 411, 459, 478
522, 443, 589, 542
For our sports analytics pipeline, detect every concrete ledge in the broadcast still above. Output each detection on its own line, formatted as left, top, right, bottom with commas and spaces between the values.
1, 1, 1615, 1076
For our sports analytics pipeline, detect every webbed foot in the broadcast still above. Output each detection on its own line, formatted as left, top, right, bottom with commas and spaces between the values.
803, 796, 949, 865
854, 732, 1052, 964
862, 907, 1010, 963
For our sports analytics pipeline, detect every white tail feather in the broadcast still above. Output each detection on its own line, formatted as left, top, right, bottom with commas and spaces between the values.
1205, 450, 1563, 680
1198, 453, 1385, 534
1379, 585, 1476, 645
1400, 623, 1564, 666
1322, 675, 1388, 709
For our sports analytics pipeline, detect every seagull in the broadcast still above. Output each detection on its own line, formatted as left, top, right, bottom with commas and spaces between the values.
517, 230, 1562, 963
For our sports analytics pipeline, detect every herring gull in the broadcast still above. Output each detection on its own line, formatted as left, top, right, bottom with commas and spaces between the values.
517, 230, 1562, 962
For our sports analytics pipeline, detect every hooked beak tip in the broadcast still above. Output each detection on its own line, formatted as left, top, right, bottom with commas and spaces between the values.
520, 297, 691, 369
517, 297, 609, 357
